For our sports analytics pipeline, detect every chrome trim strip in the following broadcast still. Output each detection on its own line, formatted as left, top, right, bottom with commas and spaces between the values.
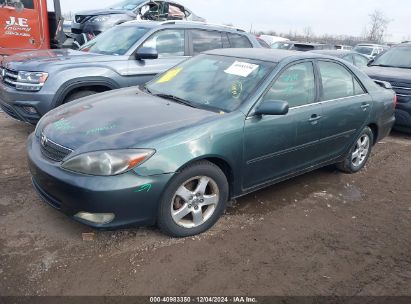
392, 86, 411, 90
41, 133, 73, 152
3, 79, 44, 87
290, 94, 369, 110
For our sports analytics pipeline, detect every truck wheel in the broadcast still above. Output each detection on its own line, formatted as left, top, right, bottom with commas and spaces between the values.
63, 90, 96, 104
158, 161, 229, 237
337, 127, 373, 174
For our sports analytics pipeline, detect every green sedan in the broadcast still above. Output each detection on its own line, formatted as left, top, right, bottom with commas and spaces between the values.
28, 49, 396, 237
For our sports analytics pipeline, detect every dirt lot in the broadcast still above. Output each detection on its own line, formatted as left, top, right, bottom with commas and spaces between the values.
0, 112, 410, 296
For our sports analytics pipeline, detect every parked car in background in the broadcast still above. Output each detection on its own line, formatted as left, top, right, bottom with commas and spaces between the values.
366, 42, 411, 133
272, 41, 335, 51
258, 35, 289, 46
335, 45, 353, 51
310, 50, 370, 69
0, 21, 260, 124
353, 44, 387, 60
28, 49, 396, 237
256, 37, 271, 48
71, 0, 205, 47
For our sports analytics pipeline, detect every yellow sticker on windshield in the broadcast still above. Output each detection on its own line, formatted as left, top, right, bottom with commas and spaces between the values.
156, 67, 183, 83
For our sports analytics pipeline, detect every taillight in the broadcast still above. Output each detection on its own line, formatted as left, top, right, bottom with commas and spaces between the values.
394, 94, 398, 107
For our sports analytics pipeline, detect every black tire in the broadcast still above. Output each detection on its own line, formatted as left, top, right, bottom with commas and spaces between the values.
63, 90, 96, 104
337, 126, 374, 174
158, 161, 229, 237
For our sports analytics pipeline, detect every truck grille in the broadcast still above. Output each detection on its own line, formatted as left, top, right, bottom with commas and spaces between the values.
40, 133, 73, 162
1, 67, 18, 88
390, 83, 411, 99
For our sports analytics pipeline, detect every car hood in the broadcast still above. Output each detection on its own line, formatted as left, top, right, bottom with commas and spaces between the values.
75, 9, 136, 17
39, 88, 217, 153
2, 49, 121, 71
365, 66, 411, 84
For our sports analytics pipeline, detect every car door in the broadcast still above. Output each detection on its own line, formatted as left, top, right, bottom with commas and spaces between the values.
127, 28, 189, 86
242, 61, 323, 190
315, 60, 371, 160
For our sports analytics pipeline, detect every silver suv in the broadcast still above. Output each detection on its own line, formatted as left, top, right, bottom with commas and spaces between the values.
0, 21, 260, 124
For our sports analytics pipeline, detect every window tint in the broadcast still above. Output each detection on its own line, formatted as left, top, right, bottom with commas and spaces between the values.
191, 30, 223, 55
262, 62, 316, 107
354, 55, 369, 68
142, 29, 185, 57
318, 61, 365, 100
2, 0, 34, 9
227, 33, 252, 48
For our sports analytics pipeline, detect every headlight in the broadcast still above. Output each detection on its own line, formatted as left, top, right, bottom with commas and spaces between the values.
61, 149, 155, 176
16, 71, 48, 91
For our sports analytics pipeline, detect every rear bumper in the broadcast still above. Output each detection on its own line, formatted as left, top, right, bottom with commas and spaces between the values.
27, 134, 174, 229
0, 81, 55, 124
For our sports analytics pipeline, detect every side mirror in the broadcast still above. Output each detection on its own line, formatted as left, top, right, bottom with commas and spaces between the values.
135, 47, 158, 60
367, 59, 374, 66
374, 80, 392, 90
255, 100, 289, 116
15, 1, 24, 12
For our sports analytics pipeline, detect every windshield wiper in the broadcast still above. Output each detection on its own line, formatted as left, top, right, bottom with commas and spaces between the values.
153, 93, 198, 109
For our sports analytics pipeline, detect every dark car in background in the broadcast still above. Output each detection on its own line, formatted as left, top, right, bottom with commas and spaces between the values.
272, 41, 335, 51
0, 21, 260, 124
366, 43, 411, 133
310, 50, 370, 69
28, 49, 396, 237
71, 0, 204, 47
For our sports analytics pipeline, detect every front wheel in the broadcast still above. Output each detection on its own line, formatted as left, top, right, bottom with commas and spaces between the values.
158, 161, 229, 237
337, 127, 373, 173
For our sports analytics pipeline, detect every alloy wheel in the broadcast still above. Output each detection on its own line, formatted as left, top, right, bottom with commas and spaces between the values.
351, 134, 370, 168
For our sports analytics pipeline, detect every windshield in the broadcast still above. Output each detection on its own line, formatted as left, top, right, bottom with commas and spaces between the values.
108, 0, 146, 10
371, 46, 411, 68
145, 54, 274, 113
79, 26, 149, 55
353, 46, 374, 56
271, 42, 293, 50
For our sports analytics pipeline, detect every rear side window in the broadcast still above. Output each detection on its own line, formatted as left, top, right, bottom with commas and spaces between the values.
2, 0, 34, 9
142, 29, 185, 58
262, 62, 316, 108
227, 33, 252, 48
191, 30, 223, 55
318, 61, 365, 100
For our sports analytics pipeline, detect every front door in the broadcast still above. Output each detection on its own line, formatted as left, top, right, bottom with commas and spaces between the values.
243, 61, 323, 190
315, 60, 371, 160
0, 0, 45, 55
127, 29, 189, 86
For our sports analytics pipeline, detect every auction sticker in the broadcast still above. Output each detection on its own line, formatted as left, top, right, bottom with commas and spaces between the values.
224, 61, 259, 77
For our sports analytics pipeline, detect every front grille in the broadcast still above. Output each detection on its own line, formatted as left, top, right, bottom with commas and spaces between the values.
40, 134, 72, 162
391, 83, 411, 99
1, 68, 18, 88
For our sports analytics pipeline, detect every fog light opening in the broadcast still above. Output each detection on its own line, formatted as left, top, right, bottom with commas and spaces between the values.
74, 212, 115, 224
21, 106, 38, 115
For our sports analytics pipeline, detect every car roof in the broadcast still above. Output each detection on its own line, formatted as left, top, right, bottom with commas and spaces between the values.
121, 20, 247, 34
204, 48, 340, 63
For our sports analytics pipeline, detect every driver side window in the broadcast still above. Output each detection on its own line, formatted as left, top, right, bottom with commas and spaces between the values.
261, 62, 316, 108
141, 29, 185, 58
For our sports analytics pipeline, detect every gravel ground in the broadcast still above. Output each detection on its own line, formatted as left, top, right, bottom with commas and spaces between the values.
0, 112, 410, 296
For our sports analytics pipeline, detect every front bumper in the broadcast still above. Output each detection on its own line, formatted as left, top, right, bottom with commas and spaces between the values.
27, 134, 174, 229
0, 81, 55, 124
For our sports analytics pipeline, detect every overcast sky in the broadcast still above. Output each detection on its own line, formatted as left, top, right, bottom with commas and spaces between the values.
56, 0, 411, 42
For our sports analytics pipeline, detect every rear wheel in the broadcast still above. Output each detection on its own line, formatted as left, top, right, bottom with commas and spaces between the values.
63, 90, 96, 104
158, 161, 229, 237
337, 127, 373, 173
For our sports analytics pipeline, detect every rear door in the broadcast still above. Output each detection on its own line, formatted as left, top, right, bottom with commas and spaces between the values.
0, 0, 45, 55
315, 60, 371, 160
127, 28, 189, 86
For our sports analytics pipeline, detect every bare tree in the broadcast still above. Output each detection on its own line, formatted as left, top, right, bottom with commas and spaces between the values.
366, 10, 391, 43
303, 26, 314, 42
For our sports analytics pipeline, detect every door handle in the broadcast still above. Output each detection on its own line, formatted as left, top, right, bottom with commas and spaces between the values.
309, 114, 322, 123
361, 103, 370, 111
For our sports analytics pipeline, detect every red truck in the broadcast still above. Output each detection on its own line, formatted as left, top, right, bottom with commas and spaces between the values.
0, 0, 65, 60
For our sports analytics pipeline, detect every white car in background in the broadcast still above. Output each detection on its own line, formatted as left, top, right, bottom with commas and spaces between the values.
259, 35, 289, 46
353, 44, 388, 60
